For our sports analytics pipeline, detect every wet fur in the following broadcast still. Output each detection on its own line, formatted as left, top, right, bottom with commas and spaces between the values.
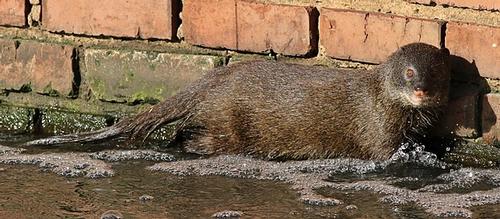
25, 43, 451, 160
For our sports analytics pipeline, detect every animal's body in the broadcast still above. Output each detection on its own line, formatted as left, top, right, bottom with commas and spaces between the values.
25, 43, 451, 160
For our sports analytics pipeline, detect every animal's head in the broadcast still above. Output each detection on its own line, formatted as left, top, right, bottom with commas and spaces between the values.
383, 43, 451, 108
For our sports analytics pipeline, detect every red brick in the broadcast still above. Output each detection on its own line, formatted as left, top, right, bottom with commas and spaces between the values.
482, 93, 500, 143
434, 84, 479, 138
446, 22, 499, 79
236, 1, 315, 56
0, 39, 75, 95
41, 0, 177, 40
0, 0, 26, 26
183, 0, 237, 49
436, 0, 499, 11
183, 0, 316, 56
319, 8, 443, 63
0, 39, 20, 86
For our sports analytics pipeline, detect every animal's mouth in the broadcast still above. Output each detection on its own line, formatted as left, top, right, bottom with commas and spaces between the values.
405, 93, 434, 107
404, 94, 446, 108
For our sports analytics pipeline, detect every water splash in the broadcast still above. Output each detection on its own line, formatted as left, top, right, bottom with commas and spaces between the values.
388, 143, 441, 166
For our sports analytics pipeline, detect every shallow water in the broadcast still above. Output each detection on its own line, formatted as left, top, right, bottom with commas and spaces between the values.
0, 132, 499, 218
0, 163, 317, 218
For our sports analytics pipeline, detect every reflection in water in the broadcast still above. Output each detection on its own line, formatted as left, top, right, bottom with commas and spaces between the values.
0, 162, 362, 218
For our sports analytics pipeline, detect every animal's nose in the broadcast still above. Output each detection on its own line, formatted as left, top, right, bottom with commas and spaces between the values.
414, 87, 428, 97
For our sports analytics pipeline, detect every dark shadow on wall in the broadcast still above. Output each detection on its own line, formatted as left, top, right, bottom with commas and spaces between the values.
482, 92, 497, 144
449, 55, 493, 135
172, 0, 183, 42
428, 55, 493, 156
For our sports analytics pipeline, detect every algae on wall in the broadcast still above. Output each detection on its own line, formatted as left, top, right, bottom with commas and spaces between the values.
82, 49, 224, 104
0, 105, 35, 132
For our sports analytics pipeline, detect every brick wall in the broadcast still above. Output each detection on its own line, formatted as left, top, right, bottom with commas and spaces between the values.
0, 0, 499, 142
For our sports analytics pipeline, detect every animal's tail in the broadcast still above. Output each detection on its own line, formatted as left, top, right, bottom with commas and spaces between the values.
23, 64, 229, 147
23, 89, 199, 146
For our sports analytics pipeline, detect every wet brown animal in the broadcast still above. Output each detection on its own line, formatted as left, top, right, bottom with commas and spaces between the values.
25, 43, 451, 160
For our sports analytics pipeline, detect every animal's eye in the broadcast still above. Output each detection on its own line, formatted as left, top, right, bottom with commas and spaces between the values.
405, 69, 415, 78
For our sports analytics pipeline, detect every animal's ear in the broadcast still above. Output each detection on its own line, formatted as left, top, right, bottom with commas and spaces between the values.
440, 47, 450, 57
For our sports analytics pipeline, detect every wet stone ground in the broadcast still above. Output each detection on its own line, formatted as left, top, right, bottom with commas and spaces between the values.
0, 133, 499, 218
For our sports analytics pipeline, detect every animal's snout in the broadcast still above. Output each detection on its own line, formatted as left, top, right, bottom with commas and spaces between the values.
413, 87, 428, 98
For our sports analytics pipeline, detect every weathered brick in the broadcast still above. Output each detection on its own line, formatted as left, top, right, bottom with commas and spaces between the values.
83, 49, 223, 103
42, 0, 178, 40
446, 22, 499, 79
236, 1, 316, 56
436, 0, 499, 11
482, 93, 500, 144
183, 0, 237, 49
434, 84, 479, 138
0, 0, 26, 27
183, 0, 316, 56
0, 39, 75, 95
319, 8, 443, 63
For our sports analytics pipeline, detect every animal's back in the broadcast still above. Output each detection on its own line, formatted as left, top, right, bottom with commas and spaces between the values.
178, 61, 394, 159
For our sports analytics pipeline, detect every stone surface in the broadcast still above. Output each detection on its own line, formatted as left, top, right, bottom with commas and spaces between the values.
319, 8, 443, 63
83, 49, 223, 103
435, 0, 499, 11
446, 22, 499, 79
482, 93, 500, 144
0, 0, 25, 27
212, 210, 243, 218
42, 0, 178, 40
236, 1, 316, 56
0, 92, 142, 118
89, 150, 175, 162
183, 0, 238, 49
0, 149, 114, 178
405, 0, 434, 4
0, 39, 75, 95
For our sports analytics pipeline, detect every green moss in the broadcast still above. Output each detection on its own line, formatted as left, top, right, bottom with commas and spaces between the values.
128, 91, 160, 105
41, 83, 60, 97
59, 38, 74, 45
0, 104, 34, 132
125, 68, 135, 79
154, 87, 164, 96
42, 109, 110, 135
88, 78, 106, 99
18, 83, 32, 93
443, 141, 500, 168
94, 58, 101, 67
148, 62, 157, 71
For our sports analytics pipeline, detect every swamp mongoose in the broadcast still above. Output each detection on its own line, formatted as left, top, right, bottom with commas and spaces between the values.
25, 43, 451, 160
